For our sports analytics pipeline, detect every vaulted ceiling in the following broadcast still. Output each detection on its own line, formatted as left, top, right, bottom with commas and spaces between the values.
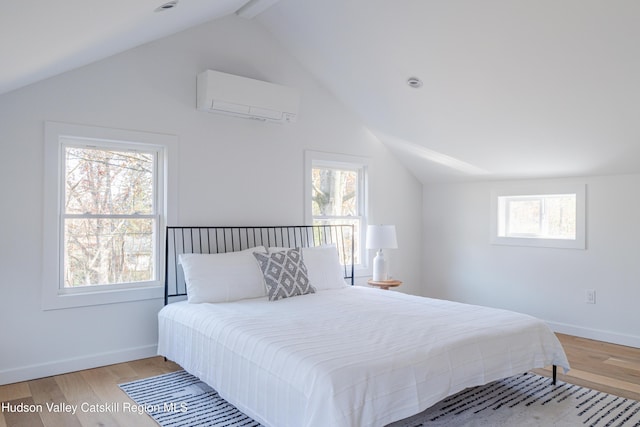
0, 0, 251, 95
257, 0, 640, 182
3, 0, 639, 182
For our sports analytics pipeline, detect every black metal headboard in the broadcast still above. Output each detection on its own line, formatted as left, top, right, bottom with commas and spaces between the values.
164, 225, 355, 305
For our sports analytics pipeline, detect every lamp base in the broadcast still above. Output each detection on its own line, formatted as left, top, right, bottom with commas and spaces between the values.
372, 249, 388, 281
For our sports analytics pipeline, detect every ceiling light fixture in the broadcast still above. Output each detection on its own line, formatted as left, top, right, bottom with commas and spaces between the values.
155, 0, 178, 12
407, 77, 423, 89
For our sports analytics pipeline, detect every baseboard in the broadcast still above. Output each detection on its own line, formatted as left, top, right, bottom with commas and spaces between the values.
0, 344, 158, 386
547, 320, 640, 349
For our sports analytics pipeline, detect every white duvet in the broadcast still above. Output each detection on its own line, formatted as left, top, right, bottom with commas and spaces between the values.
158, 286, 569, 427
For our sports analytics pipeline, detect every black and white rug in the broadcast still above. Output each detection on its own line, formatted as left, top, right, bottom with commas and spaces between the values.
390, 373, 640, 426
119, 371, 640, 427
119, 370, 259, 427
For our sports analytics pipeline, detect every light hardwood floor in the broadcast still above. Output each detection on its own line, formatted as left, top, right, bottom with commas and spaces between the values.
1, 333, 638, 427
534, 333, 640, 401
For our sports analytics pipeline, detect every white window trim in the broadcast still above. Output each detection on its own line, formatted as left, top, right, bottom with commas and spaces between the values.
304, 150, 370, 273
490, 182, 586, 250
42, 122, 178, 310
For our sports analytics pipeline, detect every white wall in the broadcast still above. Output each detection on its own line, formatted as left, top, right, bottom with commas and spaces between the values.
0, 15, 422, 384
423, 175, 640, 348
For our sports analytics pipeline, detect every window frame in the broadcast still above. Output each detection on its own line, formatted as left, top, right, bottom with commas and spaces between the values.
304, 151, 370, 272
43, 122, 178, 310
490, 183, 586, 249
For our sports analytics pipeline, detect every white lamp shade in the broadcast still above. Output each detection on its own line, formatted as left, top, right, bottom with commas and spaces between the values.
366, 225, 398, 249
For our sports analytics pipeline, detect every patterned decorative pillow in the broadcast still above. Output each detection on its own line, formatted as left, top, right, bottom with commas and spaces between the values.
253, 248, 315, 301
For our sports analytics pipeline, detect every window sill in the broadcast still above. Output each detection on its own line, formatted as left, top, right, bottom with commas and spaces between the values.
42, 284, 163, 311
491, 236, 585, 250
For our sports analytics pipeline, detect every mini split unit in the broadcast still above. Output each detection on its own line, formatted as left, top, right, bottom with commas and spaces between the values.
196, 70, 300, 123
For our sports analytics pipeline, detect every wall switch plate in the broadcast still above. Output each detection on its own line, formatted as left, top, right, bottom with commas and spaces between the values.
585, 289, 596, 304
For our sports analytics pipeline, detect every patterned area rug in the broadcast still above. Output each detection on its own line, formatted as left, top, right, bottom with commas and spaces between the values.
389, 373, 640, 426
119, 371, 640, 427
119, 370, 259, 427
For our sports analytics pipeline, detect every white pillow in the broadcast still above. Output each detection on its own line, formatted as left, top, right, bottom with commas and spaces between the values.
301, 245, 348, 291
179, 246, 267, 303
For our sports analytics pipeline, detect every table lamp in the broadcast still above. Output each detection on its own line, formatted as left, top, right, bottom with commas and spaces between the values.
366, 225, 398, 281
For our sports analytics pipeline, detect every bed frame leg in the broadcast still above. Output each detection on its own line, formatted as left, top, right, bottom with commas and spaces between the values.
552, 365, 557, 385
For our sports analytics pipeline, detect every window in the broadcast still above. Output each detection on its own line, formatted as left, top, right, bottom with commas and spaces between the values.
62, 144, 157, 288
499, 194, 576, 239
43, 122, 177, 309
491, 183, 586, 249
304, 151, 369, 269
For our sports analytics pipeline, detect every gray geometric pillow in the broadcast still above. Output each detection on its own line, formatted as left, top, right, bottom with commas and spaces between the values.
253, 248, 315, 301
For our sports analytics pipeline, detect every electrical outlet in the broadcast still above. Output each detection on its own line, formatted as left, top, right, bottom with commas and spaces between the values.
585, 289, 596, 304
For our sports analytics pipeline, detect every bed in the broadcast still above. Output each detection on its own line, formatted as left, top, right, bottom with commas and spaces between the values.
158, 225, 569, 427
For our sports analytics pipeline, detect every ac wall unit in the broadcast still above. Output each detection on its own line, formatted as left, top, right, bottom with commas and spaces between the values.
196, 70, 300, 123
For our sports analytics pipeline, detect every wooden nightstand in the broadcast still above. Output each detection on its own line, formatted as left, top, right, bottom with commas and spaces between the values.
367, 279, 402, 290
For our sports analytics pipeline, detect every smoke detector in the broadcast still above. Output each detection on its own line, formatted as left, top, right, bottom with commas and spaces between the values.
155, 0, 178, 12
407, 77, 423, 89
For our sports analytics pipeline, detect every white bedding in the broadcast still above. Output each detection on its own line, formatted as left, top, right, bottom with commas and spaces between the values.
158, 286, 569, 427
